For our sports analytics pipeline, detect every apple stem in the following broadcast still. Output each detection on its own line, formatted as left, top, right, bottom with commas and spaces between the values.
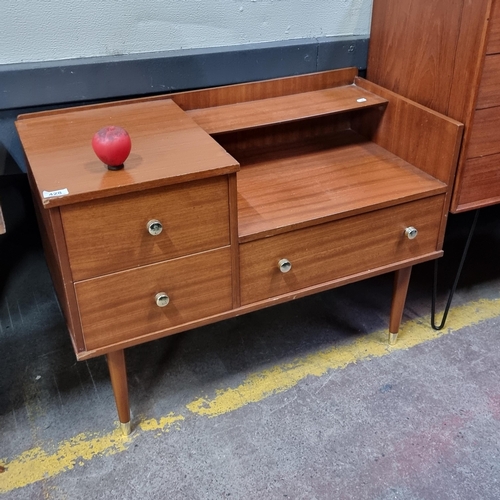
107, 163, 125, 171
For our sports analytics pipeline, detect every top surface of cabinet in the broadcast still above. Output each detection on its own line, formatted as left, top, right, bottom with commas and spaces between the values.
16, 99, 240, 208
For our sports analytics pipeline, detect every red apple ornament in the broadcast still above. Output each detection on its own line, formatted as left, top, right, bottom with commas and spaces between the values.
92, 126, 132, 170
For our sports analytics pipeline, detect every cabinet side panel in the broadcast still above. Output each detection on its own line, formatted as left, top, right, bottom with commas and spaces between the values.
353, 79, 463, 186
367, 0, 464, 117
28, 172, 85, 353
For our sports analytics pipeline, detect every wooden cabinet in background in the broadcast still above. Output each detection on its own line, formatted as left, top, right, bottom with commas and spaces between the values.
16, 68, 462, 433
368, 0, 500, 213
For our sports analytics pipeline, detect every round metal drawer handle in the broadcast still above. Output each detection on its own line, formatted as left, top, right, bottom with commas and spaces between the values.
147, 219, 163, 236
278, 258, 292, 273
155, 292, 170, 307
405, 226, 418, 240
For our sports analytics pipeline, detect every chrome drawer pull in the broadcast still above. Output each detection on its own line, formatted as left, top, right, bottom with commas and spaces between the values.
147, 219, 163, 236
278, 258, 292, 273
405, 226, 418, 240
155, 292, 170, 307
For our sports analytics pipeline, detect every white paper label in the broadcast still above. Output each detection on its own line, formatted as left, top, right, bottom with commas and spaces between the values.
43, 188, 69, 199
357, 98, 367, 103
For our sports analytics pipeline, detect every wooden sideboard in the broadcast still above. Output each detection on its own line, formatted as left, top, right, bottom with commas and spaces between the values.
368, 0, 500, 213
16, 68, 462, 433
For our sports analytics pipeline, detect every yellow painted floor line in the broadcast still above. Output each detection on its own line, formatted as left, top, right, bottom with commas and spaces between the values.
1, 297, 500, 494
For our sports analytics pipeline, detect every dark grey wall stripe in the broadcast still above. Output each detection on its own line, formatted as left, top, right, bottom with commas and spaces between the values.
0, 36, 368, 173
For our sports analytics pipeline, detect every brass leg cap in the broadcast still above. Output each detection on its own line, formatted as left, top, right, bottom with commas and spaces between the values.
120, 421, 132, 436
388, 332, 398, 345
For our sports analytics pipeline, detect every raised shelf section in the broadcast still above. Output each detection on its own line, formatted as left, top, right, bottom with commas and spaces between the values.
237, 130, 447, 242
186, 85, 388, 135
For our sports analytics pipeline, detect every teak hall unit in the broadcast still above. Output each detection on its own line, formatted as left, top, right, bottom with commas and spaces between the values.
368, 0, 500, 213
16, 69, 463, 434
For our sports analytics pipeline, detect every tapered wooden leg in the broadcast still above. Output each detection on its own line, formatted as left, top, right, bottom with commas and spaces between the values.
107, 349, 131, 435
388, 266, 412, 345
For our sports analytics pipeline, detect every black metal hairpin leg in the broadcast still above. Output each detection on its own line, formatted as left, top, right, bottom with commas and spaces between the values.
431, 209, 480, 330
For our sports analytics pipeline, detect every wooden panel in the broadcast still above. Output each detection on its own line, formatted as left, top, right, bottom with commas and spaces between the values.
170, 68, 358, 111
367, 0, 465, 117
237, 130, 446, 242
16, 99, 239, 208
353, 78, 463, 186
240, 196, 444, 305
76, 247, 233, 350
186, 86, 387, 134
487, 0, 500, 54
477, 55, 500, 109
447, 0, 493, 124
454, 154, 500, 210
228, 173, 241, 308
467, 107, 500, 158
28, 172, 86, 352
61, 177, 230, 281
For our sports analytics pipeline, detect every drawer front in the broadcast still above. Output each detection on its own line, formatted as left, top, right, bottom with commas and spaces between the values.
61, 176, 230, 281
467, 107, 500, 158
488, 0, 500, 54
455, 154, 500, 207
75, 247, 233, 350
477, 54, 500, 109
240, 196, 444, 305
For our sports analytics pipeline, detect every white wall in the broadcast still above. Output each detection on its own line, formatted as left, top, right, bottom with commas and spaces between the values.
1, 0, 372, 65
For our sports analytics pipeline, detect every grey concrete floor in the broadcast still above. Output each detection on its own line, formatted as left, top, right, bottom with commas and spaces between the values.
1, 175, 500, 499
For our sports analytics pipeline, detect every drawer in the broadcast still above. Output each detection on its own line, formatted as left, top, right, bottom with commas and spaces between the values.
488, 0, 500, 54
477, 54, 500, 109
240, 196, 444, 305
467, 106, 500, 158
75, 247, 233, 350
455, 153, 500, 207
61, 177, 230, 281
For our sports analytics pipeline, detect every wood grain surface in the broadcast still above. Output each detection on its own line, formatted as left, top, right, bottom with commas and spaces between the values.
467, 107, 500, 158
453, 154, 500, 210
487, 0, 500, 54
170, 68, 358, 110
367, 0, 464, 117
353, 78, 463, 186
16, 99, 239, 208
61, 176, 230, 281
76, 247, 233, 350
236, 130, 446, 242
368, 0, 497, 214
186, 85, 387, 134
239, 195, 444, 305
476, 54, 500, 109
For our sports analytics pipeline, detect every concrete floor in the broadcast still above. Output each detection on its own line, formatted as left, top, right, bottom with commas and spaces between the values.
1, 175, 500, 499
